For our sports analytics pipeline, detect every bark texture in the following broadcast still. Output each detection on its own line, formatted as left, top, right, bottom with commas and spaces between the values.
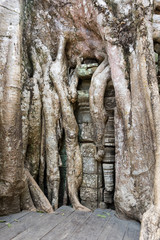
0, 0, 24, 214
0, 0, 53, 215
94, 0, 159, 222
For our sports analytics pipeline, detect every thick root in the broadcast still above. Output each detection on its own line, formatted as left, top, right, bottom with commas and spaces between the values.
140, 205, 160, 240
31, 41, 61, 209
20, 178, 36, 212
50, 33, 90, 211
89, 58, 110, 162
25, 169, 53, 213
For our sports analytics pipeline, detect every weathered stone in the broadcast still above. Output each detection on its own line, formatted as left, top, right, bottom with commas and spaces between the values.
105, 79, 115, 97
99, 202, 107, 209
154, 43, 160, 54
104, 190, 113, 204
105, 116, 114, 134
79, 123, 94, 142
80, 187, 98, 202
103, 164, 114, 192
77, 63, 98, 80
104, 117, 115, 147
82, 173, 102, 188
155, 0, 160, 11
81, 143, 96, 158
104, 138, 115, 147
155, 52, 158, 63
104, 97, 116, 110
78, 80, 90, 90
76, 107, 92, 123
153, 14, 160, 43
81, 200, 98, 210
77, 90, 89, 103
82, 157, 98, 174
103, 147, 115, 163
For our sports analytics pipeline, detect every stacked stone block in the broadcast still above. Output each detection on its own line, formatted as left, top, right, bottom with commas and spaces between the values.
76, 82, 103, 210
76, 64, 116, 209
80, 143, 102, 209
103, 80, 116, 206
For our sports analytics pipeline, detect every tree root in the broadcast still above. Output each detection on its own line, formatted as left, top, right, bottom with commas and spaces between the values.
140, 205, 160, 240
31, 41, 61, 210
25, 169, 53, 213
50, 33, 90, 212
89, 58, 110, 162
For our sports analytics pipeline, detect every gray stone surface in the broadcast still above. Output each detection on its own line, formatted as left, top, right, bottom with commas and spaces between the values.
77, 63, 98, 80
103, 147, 115, 163
79, 123, 94, 142
104, 97, 116, 110
80, 187, 98, 202
103, 163, 114, 192
82, 173, 102, 189
81, 200, 98, 210
77, 109, 92, 123
81, 143, 96, 158
104, 190, 113, 204
82, 157, 99, 174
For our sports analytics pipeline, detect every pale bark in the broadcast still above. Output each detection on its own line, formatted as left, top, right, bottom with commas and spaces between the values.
0, 0, 25, 214
89, 58, 110, 162
94, 0, 158, 223
50, 33, 90, 211
0, 0, 53, 214
31, 40, 61, 210
25, 169, 53, 213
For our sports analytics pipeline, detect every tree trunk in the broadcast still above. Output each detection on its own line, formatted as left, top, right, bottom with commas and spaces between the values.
0, 0, 25, 214
0, 0, 53, 215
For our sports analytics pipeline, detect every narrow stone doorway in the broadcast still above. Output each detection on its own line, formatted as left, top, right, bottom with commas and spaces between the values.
59, 60, 116, 210
76, 61, 116, 210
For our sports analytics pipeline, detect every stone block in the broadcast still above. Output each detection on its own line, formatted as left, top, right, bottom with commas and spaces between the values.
105, 117, 114, 134
104, 138, 115, 147
106, 110, 114, 117
77, 63, 98, 80
104, 97, 116, 110
103, 163, 114, 192
79, 123, 94, 142
82, 173, 102, 188
76, 110, 92, 123
81, 143, 96, 158
77, 90, 89, 103
104, 117, 115, 146
154, 43, 160, 54
81, 200, 98, 210
82, 157, 98, 174
155, 52, 159, 63
104, 190, 113, 204
103, 147, 115, 163
105, 79, 115, 97
80, 187, 98, 202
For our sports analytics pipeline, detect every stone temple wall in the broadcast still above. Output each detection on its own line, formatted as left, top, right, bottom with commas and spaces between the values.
74, 63, 116, 210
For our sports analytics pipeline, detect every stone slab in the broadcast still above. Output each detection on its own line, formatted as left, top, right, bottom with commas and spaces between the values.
80, 187, 98, 202
103, 147, 115, 163
79, 123, 94, 142
81, 143, 96, 158
82, 173, 102, 189
82, 157, 99, 174
104, 97, 116, 110
81, 200, 98, 210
